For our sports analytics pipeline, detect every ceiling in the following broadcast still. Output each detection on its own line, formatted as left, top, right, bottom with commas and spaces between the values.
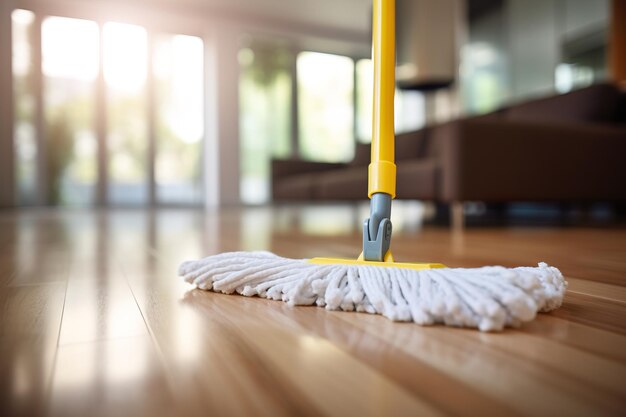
147, 0, 373, 34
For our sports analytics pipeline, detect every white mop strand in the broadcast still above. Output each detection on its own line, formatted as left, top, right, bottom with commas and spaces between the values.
178, 251, 567, 332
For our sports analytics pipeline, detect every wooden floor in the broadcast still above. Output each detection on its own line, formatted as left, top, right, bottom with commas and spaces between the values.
1, 204, 625, 417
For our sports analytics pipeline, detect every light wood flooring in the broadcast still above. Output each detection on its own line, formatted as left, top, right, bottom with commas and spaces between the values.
1, 204, 625, 417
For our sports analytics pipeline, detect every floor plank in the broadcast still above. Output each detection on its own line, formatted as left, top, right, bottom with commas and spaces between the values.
58, 260, 149, 346
566, 277, 626, 304
553, 292, 626, 335
0, 283, 66, 417
48, 337, 178, 417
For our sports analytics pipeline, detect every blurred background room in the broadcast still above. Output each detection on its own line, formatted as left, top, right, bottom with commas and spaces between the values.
1, 0, 624, 225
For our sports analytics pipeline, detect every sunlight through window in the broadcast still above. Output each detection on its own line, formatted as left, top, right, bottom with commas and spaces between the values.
42, 17, 99, 81
298, 52, 354, 162
153, 34, 204, 204
104, 22, 148, 205
103, 22, 147, 93
42, 16, 99, 205
12, 12, 208, 207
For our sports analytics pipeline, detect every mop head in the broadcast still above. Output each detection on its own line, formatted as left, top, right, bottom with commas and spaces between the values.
178, 251, 567, 332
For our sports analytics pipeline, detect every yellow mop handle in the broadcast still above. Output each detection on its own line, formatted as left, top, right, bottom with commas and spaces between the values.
369, 0, 397, 199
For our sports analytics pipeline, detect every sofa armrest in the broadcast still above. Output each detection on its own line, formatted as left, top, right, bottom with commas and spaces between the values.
271, 159, 348, 182
434, 119, 626, 202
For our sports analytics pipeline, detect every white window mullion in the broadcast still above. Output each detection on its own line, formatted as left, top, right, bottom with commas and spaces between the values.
146, 31, 156, 206
95, 21, 108, 206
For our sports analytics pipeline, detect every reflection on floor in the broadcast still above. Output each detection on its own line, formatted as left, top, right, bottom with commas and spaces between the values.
1, 205, 625, 417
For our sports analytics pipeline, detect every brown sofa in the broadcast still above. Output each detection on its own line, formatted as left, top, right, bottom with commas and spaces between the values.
272, 83, 626, 207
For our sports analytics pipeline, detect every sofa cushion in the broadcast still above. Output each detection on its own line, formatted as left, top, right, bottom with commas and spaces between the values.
272, 173, 316, 200
316, 167, 368, 200
396, 130, 426, 160
396, 159, 438, 200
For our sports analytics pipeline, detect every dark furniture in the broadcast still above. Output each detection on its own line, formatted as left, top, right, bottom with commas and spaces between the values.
272, 83, 626, 225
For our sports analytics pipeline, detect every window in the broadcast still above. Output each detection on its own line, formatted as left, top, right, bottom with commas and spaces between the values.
104, 22, 149, 205
12, 9, 37, 205
297, 52, 354, 162
11, 11, 204, 207
460, 42, 507, 114
556, 41, 606, 94
42, 16, 99, 205
239, 40, 292, 205
396, 90, 425, 134
153, 34, 204, 205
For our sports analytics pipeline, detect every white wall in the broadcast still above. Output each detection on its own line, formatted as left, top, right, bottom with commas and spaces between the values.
203, 24, 241, 208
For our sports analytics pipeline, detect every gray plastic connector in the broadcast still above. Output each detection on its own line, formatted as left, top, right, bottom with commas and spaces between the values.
363, 193, 392, 261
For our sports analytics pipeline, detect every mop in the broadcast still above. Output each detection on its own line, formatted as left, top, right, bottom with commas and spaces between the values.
178, 0, 567, 331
